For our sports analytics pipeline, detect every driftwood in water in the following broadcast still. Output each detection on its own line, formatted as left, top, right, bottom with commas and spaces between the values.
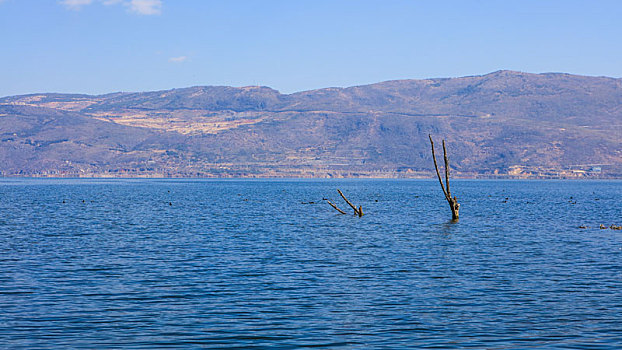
337, 189, 363, 217
325, 189, 364, 217
325, 199, 347, 215
429, 135, 460, 220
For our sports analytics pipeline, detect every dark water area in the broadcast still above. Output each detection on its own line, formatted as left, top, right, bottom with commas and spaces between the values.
0, 179, 621, 349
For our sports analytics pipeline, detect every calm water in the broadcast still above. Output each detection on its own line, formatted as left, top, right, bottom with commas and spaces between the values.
1, 179, 621, 349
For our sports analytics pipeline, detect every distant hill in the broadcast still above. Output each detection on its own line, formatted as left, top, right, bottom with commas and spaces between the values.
1, 70, 621, 178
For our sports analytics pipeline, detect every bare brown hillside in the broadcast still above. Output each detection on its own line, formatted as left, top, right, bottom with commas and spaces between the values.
1, 71, 620, 178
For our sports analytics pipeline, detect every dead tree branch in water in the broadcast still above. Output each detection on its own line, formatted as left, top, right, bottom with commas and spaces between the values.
337, 189, 363, 217
325, 199, 347, 215
325, 190, 364, 217
429, 135, 460, 220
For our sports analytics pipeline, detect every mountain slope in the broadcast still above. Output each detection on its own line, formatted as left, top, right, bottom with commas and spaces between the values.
1, 71, 621, 177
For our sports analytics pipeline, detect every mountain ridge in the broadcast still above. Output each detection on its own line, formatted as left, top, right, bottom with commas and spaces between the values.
1, 71, 621, 178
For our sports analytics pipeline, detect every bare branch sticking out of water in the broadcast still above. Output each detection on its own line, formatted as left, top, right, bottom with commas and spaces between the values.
429, 135, 460, 221
325, 199, 347, 215
337, 189, 363, 217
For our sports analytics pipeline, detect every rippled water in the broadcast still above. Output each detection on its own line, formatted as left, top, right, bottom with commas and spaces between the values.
1, 179, 621, 349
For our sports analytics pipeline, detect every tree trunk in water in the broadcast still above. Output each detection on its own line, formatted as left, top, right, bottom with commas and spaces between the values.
337, 189, 363, 216
325, 190, 363, 217
429, 135, 460, 221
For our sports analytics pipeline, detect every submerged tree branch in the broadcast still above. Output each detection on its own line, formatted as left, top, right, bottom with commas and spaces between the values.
443, 139, 451, 199
429, 135, 460, 220
325, 199, 347, 215
337, 189, 362, 216
429, 135, 450, 201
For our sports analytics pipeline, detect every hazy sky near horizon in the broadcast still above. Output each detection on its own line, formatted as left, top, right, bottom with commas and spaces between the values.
1, 0, 622, 96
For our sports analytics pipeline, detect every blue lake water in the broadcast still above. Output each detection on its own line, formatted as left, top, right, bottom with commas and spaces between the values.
0, 179, 621, 349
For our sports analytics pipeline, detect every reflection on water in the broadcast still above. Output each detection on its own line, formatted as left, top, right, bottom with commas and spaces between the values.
0, 179, 621, 348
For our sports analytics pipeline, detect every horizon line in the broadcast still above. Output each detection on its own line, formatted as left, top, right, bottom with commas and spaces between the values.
3, 70, 621, 99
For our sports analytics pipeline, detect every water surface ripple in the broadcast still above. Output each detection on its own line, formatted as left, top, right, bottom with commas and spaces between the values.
1, 179, 621, 348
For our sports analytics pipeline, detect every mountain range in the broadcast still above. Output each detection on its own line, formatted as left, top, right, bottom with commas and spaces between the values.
1, 70, 621, 178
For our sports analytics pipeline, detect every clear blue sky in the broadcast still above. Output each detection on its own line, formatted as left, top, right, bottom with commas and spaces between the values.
1, 0, 621, 97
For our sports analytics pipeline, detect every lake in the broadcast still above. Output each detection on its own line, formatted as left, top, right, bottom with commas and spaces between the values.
1, 179, 621, 348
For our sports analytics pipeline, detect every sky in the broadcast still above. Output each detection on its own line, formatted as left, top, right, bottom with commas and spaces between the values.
1, 0, 622, 97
